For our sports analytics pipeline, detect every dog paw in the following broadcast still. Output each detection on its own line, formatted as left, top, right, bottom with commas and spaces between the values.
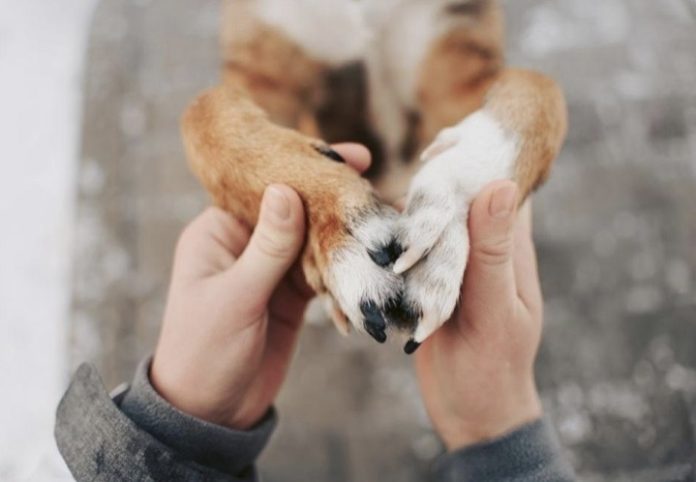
315, 203, 415, 344
392, 111, 519, 351
395, 191, 470, 352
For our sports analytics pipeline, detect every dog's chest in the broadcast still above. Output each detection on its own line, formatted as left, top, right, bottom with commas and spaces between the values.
252, 0, 466, 197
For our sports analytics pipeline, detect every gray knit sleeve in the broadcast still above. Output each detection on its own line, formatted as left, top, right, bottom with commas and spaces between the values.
433, 418, 576, 482
55, 361, 276, 481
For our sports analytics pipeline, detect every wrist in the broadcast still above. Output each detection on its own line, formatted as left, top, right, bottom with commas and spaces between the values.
151, 349, 272, 431
150, 353, 230, 425
442, 384, 543, 451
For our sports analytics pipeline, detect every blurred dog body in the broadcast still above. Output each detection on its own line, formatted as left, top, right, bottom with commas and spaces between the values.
181, 0, 567, 348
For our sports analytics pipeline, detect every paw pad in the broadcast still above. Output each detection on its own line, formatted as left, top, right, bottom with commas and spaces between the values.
367, 239, 403, 268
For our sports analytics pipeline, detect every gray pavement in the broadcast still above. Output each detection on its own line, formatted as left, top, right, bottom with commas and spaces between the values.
70, 1, 696, 480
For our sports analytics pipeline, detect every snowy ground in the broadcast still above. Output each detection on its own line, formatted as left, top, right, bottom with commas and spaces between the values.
0, 1, 97, 479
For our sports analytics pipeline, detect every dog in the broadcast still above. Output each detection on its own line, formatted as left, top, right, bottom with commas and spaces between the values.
181, 0, 567, 353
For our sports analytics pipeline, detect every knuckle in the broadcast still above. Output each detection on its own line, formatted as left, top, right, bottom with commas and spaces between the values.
176, 209, 221, 252
255, 230, 293, 260
473, 237, 513, 266
175, 224, 199, 254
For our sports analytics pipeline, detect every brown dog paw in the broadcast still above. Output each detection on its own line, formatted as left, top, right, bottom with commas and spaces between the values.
305, 201, 416, 344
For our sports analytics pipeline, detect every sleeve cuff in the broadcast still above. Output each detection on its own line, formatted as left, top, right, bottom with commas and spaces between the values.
55, 363, 238, 481
117, 357, 277, 477
433, 418, 576, 482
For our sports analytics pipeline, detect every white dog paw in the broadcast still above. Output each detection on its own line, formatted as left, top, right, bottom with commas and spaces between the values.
394, 110, 520, 351
394, 189, 470, 353
322, 204, 410, 344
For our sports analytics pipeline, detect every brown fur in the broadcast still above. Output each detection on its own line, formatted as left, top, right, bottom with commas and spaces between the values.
416, 0, 566, 201
221, 1, 327, 130
416, 0, 505, 144
182, 85, 379, 294
181, 0, 568, 331
222, 3, 384, 176
486, 69, 568, 199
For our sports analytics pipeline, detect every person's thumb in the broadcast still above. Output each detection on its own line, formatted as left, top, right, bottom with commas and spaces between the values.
464, 180, 519, 318
230, 184, 306, 309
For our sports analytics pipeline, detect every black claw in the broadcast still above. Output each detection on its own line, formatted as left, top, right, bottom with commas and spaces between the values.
404, 339, 421, 355
361, 301, 387, 344
312, 144, 345, 163
368, 239, 404, 268
366, 325, 387, 344
384, 294, 421, 330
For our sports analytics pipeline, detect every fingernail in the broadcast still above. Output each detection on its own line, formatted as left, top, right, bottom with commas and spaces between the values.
264, 185, 290, 221
313, 144, 346, 163
489, 183, 518, 219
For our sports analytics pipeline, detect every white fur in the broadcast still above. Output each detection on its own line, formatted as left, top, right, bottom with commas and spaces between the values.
408, 217, 469, 343
415, 110, 520, 203
252, 0, 370, 66
396, 109, 520, 342
252, 0, 450, 74
364, 0, 449, 107
364, 0, 449, 162
252, 0, 451, 164
325, 209, 402, 331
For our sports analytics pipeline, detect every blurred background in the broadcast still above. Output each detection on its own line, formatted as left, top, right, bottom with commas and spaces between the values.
1, 0, 695, 480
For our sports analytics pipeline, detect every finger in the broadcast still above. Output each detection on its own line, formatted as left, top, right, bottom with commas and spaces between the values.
267, 262, 315, 328
513, 201, 542, 316
174, 207, 251, 280
331, 143, 372, 174
516, 199, 533, 234
227, 184, 306, 310
463, 180, 519, 325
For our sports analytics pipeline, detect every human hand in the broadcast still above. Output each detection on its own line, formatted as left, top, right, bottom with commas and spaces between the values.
415, 180, 544, 450
151, 144, 372, 430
